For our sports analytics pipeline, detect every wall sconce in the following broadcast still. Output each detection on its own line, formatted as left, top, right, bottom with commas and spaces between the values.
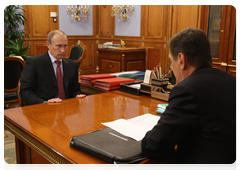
111, 5, 135, 21
67, 5, 90, 21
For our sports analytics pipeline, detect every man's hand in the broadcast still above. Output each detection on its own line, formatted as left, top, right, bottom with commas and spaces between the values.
47, 98, 62, 103
76, 94, 86, 98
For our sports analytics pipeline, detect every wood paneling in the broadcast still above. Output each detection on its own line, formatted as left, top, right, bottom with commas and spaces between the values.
171, 5, 201, 35
24, 5, 59, 38
99, 5, 113, 38
24, 5, 224, 76
145, 5, 169, 41
145, 43, 168, 74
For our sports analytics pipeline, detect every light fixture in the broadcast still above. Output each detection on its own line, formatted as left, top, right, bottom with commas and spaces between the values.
111, 5, 135, 21
67, 5, 90, 21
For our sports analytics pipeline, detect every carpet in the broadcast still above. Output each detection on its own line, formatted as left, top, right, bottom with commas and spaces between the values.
4, 129, 16, 164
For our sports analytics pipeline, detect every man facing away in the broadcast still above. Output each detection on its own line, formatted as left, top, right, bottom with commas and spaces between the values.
20, 30, 86, 106
141, 27, 236, 164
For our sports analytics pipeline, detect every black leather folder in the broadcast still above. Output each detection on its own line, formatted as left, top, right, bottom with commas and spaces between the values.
70, 128, 146, 164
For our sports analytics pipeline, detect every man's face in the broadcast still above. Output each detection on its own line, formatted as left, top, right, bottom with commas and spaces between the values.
47, 34, 68, 60
169, 51, 181, 84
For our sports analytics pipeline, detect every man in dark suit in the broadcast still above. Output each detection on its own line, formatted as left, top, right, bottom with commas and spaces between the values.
20, 30, 86, 106
141, 28, 236, 164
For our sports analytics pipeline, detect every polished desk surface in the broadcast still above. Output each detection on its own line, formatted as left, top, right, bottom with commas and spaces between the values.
4, 92, 167, 164
80, 83, 167, 105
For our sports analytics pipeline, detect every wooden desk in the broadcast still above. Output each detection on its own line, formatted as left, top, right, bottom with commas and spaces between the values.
5, 92, 170, 164
80, 83, 168, 105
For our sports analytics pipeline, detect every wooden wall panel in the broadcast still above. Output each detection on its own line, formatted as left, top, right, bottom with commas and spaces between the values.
32, 6, 52, 37
147, 6, 164, 38
171, 5, 201, 36
81, 41, 96, 69
145, 42, 169, 74
25, 5, 59, 39
99, 5, 113, 38
145, 5, 167, 40
23, 5, 205, 75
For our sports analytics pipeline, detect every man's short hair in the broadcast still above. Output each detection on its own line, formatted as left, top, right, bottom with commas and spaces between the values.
167, 27, 212, 68
47, 30, 67, 44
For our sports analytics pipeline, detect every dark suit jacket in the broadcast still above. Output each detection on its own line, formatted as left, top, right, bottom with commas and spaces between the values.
141, 65, 236, 164
20, 52, 81, 106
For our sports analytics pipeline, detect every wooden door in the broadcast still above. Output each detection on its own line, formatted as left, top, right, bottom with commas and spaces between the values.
205, 5, 236, 76
225, 6, 236, 77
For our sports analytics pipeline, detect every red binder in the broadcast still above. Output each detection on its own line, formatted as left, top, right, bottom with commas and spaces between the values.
93, 84, 120, 91
94, 78, 135, 87
80, 74, 116, 86
80, 74, 116, 80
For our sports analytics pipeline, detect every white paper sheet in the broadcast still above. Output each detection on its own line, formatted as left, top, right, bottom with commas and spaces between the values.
143, 70, 152, 84
102, 113, 160, 141
128, 84, 141, 89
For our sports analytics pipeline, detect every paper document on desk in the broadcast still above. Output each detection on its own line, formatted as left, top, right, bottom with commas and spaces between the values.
102, 113, 160, 141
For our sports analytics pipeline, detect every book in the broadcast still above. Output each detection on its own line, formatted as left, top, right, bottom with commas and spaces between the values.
93, 84, 120, 91
80, 74, 116, 81
119, 82, 142, 95
95, 77, 135, 87
156, 104, 168, 114
80, 74, 116, 86
70, 128, 146, 164
117, 72, 145, 80
80, 79, 97, 86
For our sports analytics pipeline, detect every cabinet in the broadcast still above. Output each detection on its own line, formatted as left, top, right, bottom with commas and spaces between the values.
97, 48, 145, 73
206, 5, 236, 76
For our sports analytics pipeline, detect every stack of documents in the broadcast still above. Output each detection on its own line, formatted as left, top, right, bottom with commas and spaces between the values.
93, 77, 135, 91
102, 113, 160, 141
79, 74, 116, 86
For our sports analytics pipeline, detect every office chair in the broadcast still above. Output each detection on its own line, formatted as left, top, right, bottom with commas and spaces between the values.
4, 57, 25, 109
68, 40, 86, 76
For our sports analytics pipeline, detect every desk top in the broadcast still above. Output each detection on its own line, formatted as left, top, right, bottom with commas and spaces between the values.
80, 83, 168, 105
4, 92, 164, 164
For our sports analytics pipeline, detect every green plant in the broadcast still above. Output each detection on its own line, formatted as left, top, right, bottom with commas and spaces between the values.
5, 39, 30, 60
4, 5, 30, 59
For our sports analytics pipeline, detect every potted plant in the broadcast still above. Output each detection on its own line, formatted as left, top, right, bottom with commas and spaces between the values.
4, 5, 30, 60
5, 39, 30, 60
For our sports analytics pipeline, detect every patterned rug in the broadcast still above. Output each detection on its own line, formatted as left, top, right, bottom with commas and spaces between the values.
4, 129, 16, 164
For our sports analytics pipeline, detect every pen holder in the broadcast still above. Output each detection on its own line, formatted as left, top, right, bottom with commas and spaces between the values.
151, 86, 169, 101
151, 78, 169, 91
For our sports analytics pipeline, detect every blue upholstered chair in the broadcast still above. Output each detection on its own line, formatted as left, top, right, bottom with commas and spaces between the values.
4, 57, 24, 108
68, 40, 86, 76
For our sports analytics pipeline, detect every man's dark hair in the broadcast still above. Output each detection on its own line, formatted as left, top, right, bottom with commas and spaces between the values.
167, 27, 212, 67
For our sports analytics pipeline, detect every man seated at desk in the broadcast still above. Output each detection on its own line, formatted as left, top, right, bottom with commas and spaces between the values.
20, 30, 86, 106
141, 28, 236, 164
